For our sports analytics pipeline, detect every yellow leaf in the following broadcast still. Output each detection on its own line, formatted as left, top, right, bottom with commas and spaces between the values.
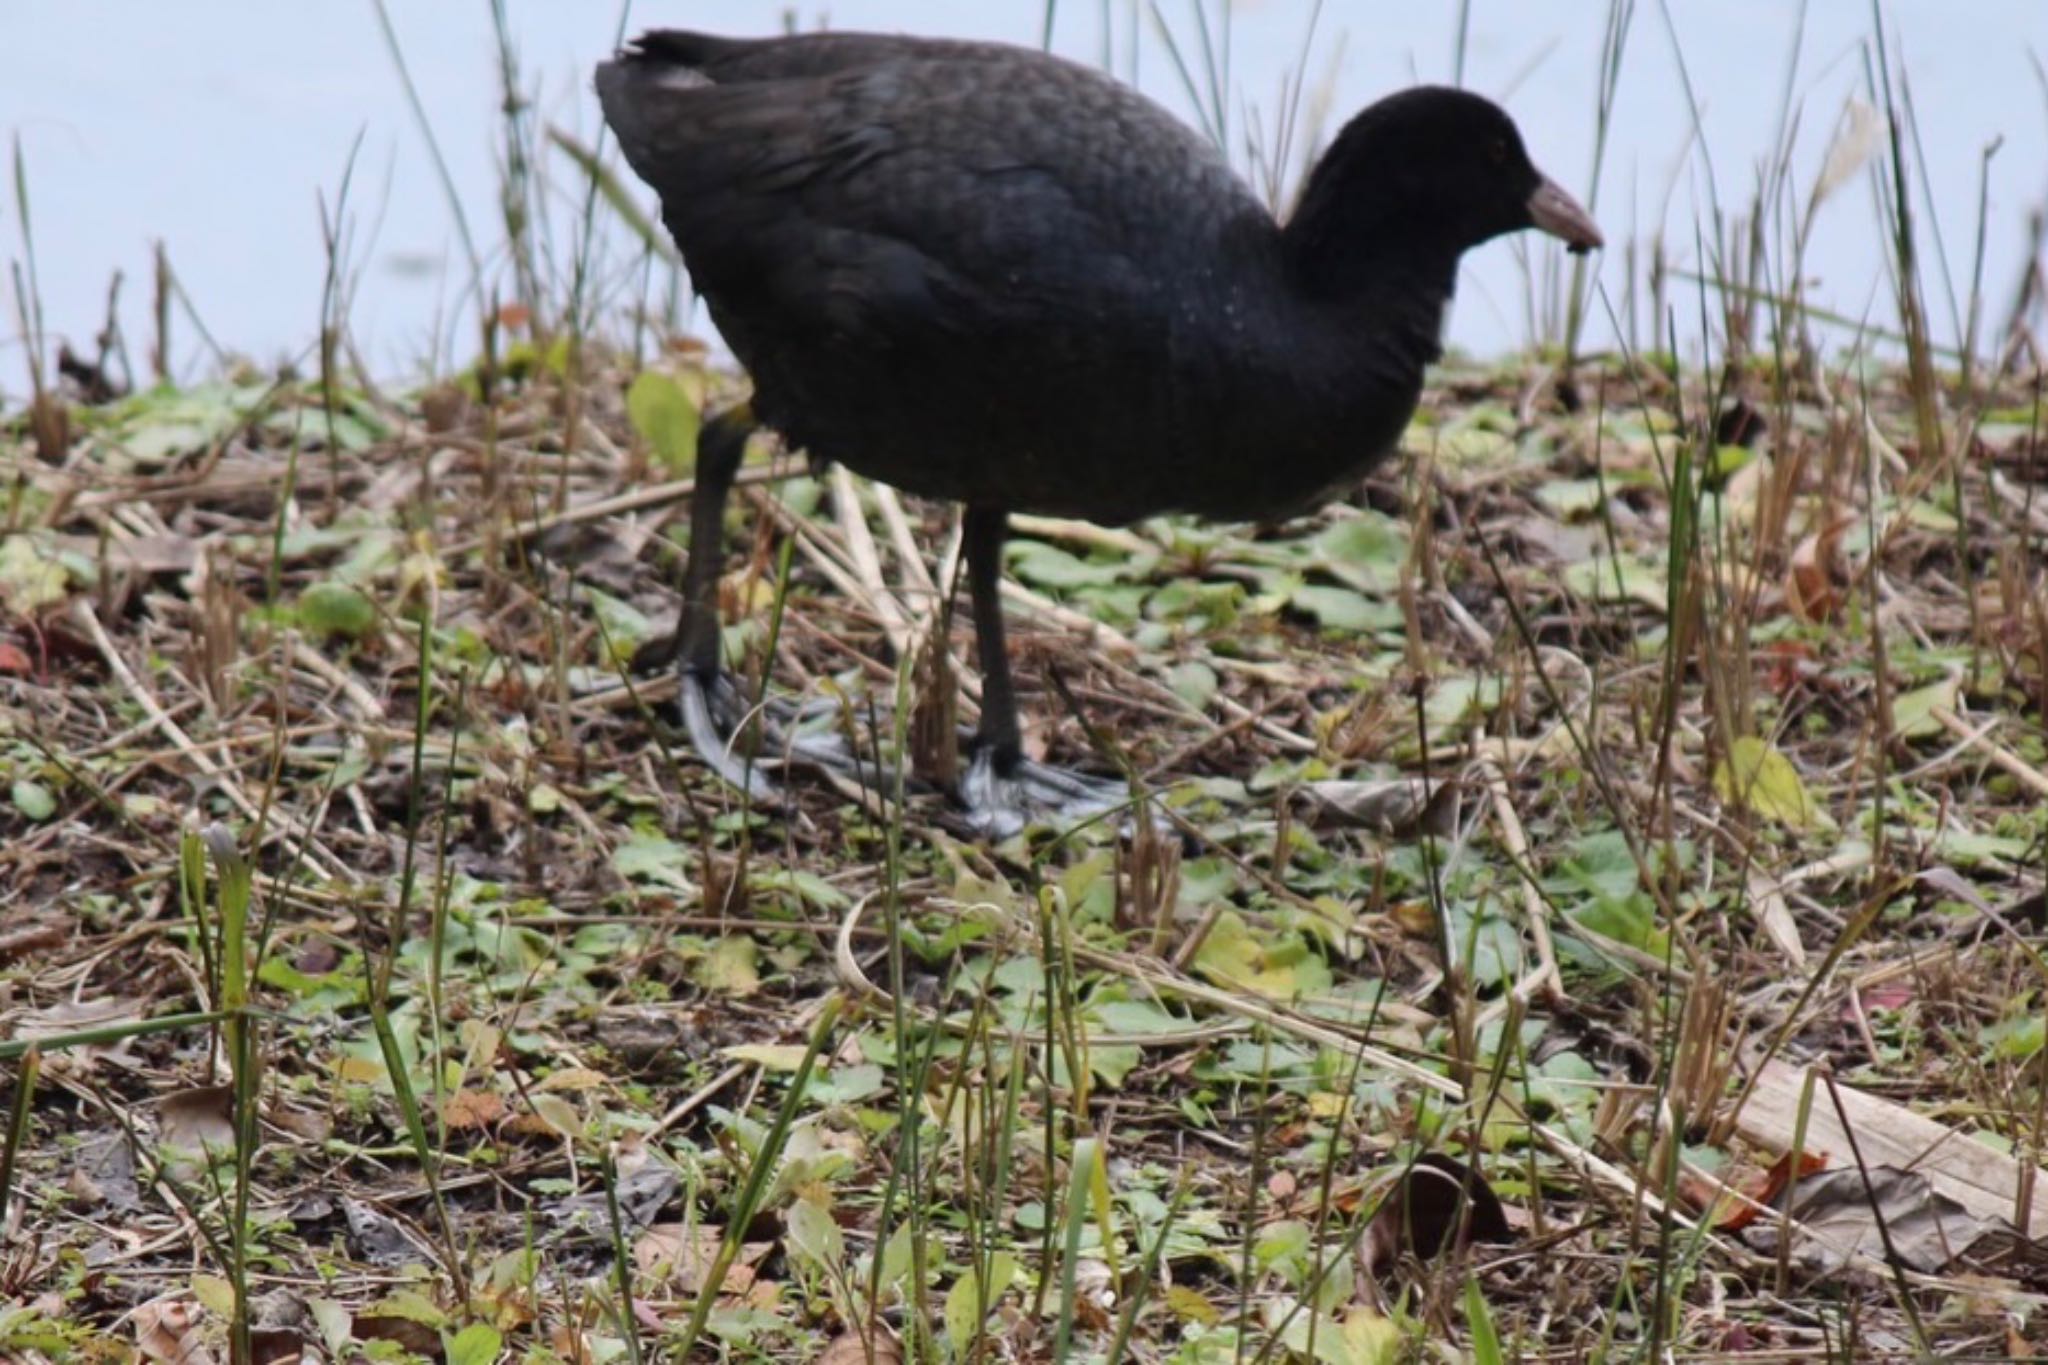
1338, 1308, 1401, 1365
1165, 1285, 1220, 1325
1713, 735, 1821, 829
723, 1043, 811, 1071
696, 935, 761, 997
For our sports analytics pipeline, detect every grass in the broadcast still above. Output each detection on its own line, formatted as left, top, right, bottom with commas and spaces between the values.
2, 6, 2048, 1364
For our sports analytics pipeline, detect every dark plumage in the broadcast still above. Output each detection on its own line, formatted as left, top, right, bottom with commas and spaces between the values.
597, 29, 1601, 831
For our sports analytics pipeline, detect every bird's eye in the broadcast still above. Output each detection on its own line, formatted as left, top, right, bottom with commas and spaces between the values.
1489, 137, 1509, 166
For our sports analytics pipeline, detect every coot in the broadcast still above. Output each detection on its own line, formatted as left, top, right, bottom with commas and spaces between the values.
597, 30, 1600, 833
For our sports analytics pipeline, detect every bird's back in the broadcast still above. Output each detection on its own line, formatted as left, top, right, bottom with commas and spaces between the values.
597, 31, 1370, 522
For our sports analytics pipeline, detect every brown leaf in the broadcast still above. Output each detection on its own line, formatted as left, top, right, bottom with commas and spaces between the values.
134, 1299, 219, 1365
1715, 1148, 1831, 1232
159, 1085, 238, 1157
635, 1222, 770, 1294
353, 1312, 440, 1356
1746, 1165, 1992, 1274
817, 1326, 905, 1365
1786, 518, 1851, 622
442, 1089, 506, 1131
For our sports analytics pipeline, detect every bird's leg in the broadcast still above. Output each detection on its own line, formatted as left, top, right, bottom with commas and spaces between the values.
674, 407, 784, 798
963, 506, 1023, 768
956, 506, 1132, 838
674, 408, 869, 799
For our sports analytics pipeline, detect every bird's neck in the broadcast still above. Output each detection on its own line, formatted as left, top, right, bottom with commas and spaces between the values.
1279, 194, 1455, 373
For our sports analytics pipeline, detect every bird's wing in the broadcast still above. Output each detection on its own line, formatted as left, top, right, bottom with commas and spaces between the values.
596, 32, 1259, 350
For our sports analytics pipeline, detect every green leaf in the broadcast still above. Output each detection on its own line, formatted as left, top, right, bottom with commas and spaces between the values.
1891, 673, 1961, 742
1562, 552, 1667, 609
444, 1324, 503, 1365
1006, 539, 1130, 589
0, 534, 70, 615
1535, 478, 1606, 517
1167, 659, 1219, 710
611, 832, 695, 892
944, 1252, 1020, 1356
297, 582, 377, 640
877, 1220, 917, 1292
1466, 1275, 1504, 1365
11, 779, 56, 822
1290, 584, 1399, 634
190, 1273, 236, 1319
626, 369, 701, 473
1313, 514, 1407, 593
1568, 892, 1667, 957
808, 1062, 884, 1104
785, 1195, 843, 1273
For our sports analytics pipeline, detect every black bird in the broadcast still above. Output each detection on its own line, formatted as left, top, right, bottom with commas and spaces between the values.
596, 29, 1601, 834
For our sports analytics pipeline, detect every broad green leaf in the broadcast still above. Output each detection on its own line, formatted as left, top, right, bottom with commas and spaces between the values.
1891, 673, 1961, 742
1562, 553, 1666, 609
11, 779, 56, 822
1007, 539, 1131, 590
611, 832, 695, 892
1167, 659, 1219, 710
785, 1194, 843, 1272
191, 1273, 236, 1319
943, 1252, 1020, 1356
444, 1324, 502, 1365
627, 369, 701, 473
298, 582, 377, 640
1313, 515, 1407, 593
877, 1220, 917, 1291
1536, 478, 1605, 517
1290, 584, 1399, 634
1568, 893, 1668, 957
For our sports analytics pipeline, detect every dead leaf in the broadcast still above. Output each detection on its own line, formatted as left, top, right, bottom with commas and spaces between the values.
534, 1066, 609, 1093
134, 1299, 219, 1365
352, 1312, 440, 1357
816, 1326, 904, 1365
1729, 1061, 2048, 1232
18, 997, 145, 1072
635, 1222, 770, 1294
1295, 777, 1456, 835
49, 532, 199, 576
1786, 518, 1851, 622
343, 1199, 422, 1267
1744, 869, 1808, 968
442, 1089, 506, 1131
1746, 1165, 1991, 1274
1714, 1149, 1832, 1232
159, 1085, 237, 1158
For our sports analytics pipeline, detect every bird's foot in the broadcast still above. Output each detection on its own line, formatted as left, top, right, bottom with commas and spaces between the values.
678, 669, 862, 800
955, 746, 1142, 841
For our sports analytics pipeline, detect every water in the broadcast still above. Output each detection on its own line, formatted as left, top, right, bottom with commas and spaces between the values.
3, 1, 2043, 390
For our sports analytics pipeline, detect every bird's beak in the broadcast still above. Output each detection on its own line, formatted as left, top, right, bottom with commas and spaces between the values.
1527, 175, 1603, 255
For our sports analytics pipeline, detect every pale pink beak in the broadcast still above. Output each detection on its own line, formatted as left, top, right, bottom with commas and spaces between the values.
1528, 175, 1603, 254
